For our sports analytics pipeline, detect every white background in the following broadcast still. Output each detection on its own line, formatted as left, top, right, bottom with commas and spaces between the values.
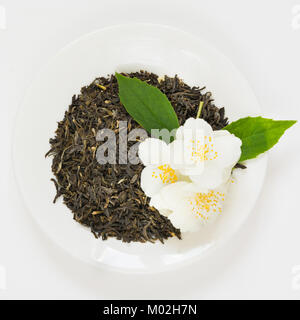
0, 0, 300, 299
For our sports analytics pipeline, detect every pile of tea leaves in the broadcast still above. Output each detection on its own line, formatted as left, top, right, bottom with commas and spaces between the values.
46, 71, 229, 243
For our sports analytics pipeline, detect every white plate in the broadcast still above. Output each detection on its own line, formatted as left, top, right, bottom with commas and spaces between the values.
13, 24, 267, 273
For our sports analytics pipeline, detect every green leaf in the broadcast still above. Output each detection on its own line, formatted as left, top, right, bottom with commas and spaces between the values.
224, 117, 296, 162
115, 73, 179, 134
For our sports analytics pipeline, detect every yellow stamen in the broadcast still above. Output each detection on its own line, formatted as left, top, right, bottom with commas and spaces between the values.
188, 190, 225, 222
190, 136, 217, 162
152, 164, 178, 184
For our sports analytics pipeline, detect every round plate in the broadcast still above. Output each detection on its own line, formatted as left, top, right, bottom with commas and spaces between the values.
13, 24, 267, 273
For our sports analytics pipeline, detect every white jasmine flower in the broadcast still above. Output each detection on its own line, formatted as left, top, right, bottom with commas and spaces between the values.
138, 138, 186, 197
138, 118, 241, 233
170, 118, 242, 189
151, 181, 228, 232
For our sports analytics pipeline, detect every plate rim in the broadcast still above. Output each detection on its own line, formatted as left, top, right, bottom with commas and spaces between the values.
12, 22, 268, 274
